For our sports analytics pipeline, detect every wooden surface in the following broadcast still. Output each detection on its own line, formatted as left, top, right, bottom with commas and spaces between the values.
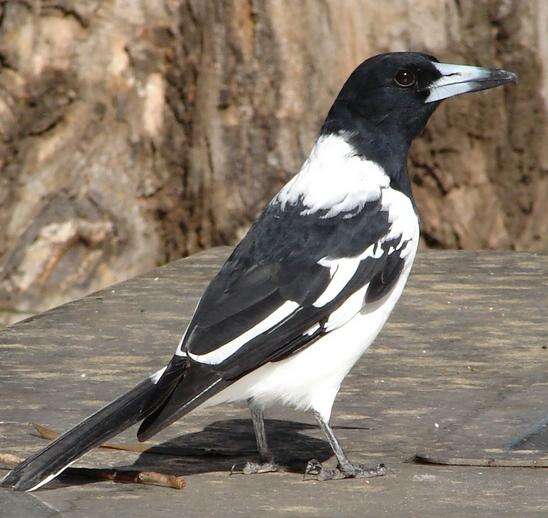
0, 249, 547, 517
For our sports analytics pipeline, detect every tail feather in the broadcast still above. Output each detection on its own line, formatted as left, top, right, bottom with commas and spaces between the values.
1, 372, 162, 492
137, 362, 230, 442
1, 360, 231, 491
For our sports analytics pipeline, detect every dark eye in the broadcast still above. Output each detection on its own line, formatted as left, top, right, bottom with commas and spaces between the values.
394, 69, 416, 87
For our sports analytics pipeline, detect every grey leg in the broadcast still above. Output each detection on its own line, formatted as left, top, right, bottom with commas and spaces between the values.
305, 411, 386, 481
230, 401, 279, 475
250, 403, 273, 462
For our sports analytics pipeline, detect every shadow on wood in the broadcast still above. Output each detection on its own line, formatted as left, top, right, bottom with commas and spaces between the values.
46, 418, 338, 489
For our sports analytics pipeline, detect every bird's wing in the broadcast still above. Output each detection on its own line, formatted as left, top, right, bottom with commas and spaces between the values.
177, 185, 416, 381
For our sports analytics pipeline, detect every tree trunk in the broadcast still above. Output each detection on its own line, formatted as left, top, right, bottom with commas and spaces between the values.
0, 0, 546, 325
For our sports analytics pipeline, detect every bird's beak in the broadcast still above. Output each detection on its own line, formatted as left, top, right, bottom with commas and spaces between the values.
425, 62, 517, 103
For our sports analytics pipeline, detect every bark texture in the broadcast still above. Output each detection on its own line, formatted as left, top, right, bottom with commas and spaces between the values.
0, 0, 546, 325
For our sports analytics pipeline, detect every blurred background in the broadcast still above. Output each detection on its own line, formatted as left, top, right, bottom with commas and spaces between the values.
0, 0, 546, 326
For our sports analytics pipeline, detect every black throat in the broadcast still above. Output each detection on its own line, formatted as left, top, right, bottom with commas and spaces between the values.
320, 100, 416, 200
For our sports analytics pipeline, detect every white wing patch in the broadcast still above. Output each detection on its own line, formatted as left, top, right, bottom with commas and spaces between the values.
275, 133, 389, 218
189, 300, 300, 365
313, 243, 384, 308
314, 187, 419, 329
304, 323, 321, 336
324, 284, 370, 332
313, 259, 358, 308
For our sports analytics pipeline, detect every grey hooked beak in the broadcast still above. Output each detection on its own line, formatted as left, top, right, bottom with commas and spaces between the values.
425, 62, 518, 103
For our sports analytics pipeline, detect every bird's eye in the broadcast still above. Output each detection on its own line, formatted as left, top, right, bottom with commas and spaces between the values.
394, 70, 416, 87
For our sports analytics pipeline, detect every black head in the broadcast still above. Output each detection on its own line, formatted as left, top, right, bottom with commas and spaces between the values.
322, 52, 517, 191
324, 52, 517, 142
325, 53, 443, 141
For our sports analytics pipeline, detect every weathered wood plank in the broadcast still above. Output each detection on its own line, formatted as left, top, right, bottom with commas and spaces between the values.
0, 249, 546, 517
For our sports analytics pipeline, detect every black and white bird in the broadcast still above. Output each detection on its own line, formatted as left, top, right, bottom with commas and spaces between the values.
2, 52, 516, 490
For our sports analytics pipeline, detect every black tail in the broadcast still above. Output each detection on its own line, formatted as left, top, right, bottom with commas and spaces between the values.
1, 374, 161, 492
137, 362, 230, 442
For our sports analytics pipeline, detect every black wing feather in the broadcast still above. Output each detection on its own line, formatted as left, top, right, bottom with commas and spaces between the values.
181, 194, 403, 380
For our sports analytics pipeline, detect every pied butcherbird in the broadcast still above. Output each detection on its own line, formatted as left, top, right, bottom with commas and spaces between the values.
2, 52, 516, 490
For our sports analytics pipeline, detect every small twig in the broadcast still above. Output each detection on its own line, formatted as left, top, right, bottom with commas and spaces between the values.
75, 467, 186, 489
0, 453, 23, 469
32, 423, 252, 457
414, 453, 548, 468
33, 423, 151, 454
0, 452, 186, 490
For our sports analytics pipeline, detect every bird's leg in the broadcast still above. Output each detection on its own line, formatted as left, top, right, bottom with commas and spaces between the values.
305, 411, 386, 481
230, 401, 278, 475
250, 403, 273, 463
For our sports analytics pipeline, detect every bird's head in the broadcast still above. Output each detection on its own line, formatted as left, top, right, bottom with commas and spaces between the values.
324, 52, 517, 146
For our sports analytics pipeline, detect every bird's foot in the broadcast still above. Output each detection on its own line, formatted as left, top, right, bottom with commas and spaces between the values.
230, 459, 279, 475
304, 459, 386, 481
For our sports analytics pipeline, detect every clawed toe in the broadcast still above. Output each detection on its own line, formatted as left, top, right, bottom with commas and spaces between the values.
304, 459, 387, 481
340, 462, 386, 478
230, 460, 279, 475
304, 459, 343, 481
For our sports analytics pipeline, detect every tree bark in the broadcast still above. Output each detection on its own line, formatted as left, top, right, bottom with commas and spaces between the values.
0, 0, 546, 324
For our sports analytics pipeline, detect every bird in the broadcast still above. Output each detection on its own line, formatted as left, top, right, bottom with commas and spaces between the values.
1, 52, 516, 491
